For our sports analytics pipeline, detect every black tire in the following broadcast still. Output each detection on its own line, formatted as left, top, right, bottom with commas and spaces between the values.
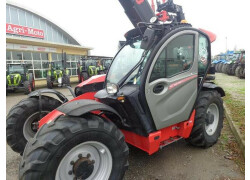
28, 73, 35, 91
186, 91, 223, 148
219, 63, 224, 72
82, 72, 89, 81
62, 75, 70, 86
235, 66, 244, 78
47, 75, 53, 89
231, 63, 238, 76
19, 114, 129, 180
6, 96, 62, 154
23, 81, 31, 95
225, 64, 231, 75
221, 64, 227, 74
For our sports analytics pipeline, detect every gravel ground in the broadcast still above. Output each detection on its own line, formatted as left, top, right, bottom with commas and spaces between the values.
6, 85, 244, 180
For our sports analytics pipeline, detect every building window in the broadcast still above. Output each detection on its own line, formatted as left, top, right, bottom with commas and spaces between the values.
23, 52, 32, 60
32, 52, 41, 60
26, 12, 33, 27
33, 15, 40, 29
6, 6, 11, 23
18, 9, 26, 26
33, 61, 42, 69
40, 20, 47, 41
41, 53, 48, 60
51, 53, 58, 60
10, 7, 19, 25
47, 25, 52, 41
6, 51, 12, 60
12, 51, 23, 60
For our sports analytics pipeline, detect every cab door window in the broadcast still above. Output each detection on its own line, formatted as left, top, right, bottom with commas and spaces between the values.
150, 34, 194, 82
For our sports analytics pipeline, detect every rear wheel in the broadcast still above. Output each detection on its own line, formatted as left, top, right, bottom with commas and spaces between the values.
19, 115, 129, 180
231, 63, 238, 75
82, 72, 89, 81
6, 96, 62, 154
235, 66, 244, 78
47, 75, 53, 89
186, 91, 223, 147
29, 73, 35, 91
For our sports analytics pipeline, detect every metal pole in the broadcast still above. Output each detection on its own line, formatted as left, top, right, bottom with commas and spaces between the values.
225, 37, 227, 52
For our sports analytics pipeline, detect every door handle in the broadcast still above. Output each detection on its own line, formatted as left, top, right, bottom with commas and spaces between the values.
153, 84, 164, 94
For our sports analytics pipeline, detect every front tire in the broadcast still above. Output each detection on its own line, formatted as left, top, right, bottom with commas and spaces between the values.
23, 81, 31, 95
6, 96, 62, 154
186, 91, 223, 147
19, 114, 129, 180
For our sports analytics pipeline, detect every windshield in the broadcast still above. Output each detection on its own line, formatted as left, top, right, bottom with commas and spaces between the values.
8, 65, 24, 74
106, 40, 145, 84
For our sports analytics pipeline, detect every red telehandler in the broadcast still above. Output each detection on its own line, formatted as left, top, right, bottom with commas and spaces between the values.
7, 0, 225, 179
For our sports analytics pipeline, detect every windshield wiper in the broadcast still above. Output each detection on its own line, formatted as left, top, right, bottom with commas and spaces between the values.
118, 50, 149, 87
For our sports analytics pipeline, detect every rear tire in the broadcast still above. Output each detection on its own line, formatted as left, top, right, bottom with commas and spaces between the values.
186, 91, 223, 148
235, 66, 244, 78
231, 63, 238, 75
82, 72, 89, 81
47, 76, 53, 89
6, 96, 62, 154
19, 114, 129, 180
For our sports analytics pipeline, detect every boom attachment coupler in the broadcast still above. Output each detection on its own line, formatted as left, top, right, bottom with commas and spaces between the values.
118, 0, 186, 27
156, 0, 186, 23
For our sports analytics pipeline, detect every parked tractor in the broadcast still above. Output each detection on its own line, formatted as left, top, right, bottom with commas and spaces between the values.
234, 51, 245, 79
225, 51, 242, 75
6, 63, 35, 94
77, 58, 109, 83
46, 53, 70, 88
7, 0, 225, 179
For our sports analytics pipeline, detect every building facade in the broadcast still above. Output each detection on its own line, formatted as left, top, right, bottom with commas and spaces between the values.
6, 2, 92, 82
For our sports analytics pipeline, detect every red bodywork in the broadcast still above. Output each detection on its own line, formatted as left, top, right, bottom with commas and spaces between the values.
38, 69, 195, 155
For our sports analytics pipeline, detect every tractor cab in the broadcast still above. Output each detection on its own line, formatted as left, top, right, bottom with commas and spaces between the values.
102, 58, 113, 73
95, 24, 214, 135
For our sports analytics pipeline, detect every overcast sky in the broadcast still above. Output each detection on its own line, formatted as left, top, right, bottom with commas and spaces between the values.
7, 0, 248, 57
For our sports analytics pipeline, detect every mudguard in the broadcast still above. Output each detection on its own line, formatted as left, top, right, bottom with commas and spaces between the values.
202, 83, 225, 97
28, 89, 68, 102
57, 99, 122, 120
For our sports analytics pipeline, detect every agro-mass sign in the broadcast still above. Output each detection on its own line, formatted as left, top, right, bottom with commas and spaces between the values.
6, 23, 44, 39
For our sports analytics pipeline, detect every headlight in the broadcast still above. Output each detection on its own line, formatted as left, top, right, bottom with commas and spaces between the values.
106, 83, 119, 94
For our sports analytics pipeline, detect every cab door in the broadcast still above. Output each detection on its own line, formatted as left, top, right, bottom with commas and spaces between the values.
145, 30, 199, 130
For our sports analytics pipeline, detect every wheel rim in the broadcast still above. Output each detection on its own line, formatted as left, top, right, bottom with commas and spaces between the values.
205, 103, 219, 136
23, 111, 49, 140
56, 141, 112, 180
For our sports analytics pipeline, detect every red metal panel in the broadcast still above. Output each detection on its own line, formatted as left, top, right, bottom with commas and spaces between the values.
76, 74, 106, 88
122, 110, 196, 155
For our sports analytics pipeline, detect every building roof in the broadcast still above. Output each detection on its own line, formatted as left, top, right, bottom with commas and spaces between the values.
6, 1, 88, 48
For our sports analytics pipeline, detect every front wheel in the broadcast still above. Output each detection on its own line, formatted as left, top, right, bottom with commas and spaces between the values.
23, 81, 32, 95
6, 96, 62, 154
19, 115, 129, 180
186, 91, 223, 148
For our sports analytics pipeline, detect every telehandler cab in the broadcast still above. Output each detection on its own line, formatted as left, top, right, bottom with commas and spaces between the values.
7, 0, 225, 179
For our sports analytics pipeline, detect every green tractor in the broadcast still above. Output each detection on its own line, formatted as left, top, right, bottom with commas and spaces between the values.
46, 53, 70, 88
77, 58, 106, 83
102, 58, 113, 73
77, 58, 91, 83
6, 63, 35, 94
